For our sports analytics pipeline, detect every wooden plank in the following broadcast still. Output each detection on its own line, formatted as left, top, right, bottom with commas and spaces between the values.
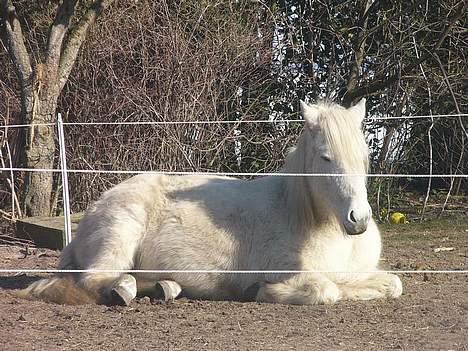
16, 213, 84, 250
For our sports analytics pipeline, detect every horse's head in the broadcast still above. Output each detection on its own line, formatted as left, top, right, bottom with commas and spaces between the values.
300, 99, 371, 235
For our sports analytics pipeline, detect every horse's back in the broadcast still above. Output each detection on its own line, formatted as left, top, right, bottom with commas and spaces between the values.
135, 175, 291, 298
69, 174, 235, 268
69, 173, 286, 299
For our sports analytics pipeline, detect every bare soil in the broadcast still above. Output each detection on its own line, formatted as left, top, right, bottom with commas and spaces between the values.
0, 219, 467, 351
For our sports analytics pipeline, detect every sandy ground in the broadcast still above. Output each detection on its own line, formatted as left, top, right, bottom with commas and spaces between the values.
0, 219, 467, 351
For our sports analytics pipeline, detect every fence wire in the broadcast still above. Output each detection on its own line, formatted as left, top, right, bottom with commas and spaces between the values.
1, 113, 468, 128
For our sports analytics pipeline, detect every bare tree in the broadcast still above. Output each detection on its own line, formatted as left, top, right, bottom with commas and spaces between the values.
0, 0, 113, 216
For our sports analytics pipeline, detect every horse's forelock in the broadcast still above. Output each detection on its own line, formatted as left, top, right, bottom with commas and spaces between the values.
316, 103, 369, 172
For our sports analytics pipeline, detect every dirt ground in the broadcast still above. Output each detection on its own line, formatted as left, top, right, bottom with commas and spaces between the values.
0, 219, 467, 351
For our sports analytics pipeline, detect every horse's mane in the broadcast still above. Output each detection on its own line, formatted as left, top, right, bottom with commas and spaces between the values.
315, 102, 368, 172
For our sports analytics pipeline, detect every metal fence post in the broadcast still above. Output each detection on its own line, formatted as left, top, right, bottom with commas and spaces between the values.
57, 113, 72, 246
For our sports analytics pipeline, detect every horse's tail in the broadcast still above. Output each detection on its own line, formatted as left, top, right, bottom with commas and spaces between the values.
16, 243, 98, 305
16, 275, 98, 305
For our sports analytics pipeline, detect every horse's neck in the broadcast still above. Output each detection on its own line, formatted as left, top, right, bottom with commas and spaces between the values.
282, 133, 339, 233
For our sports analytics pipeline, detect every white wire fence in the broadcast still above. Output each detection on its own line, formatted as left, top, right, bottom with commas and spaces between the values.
2, 113, 468, 128
1, 167, 467, 178
1, 113, 467, 275
0, 269, 466, 274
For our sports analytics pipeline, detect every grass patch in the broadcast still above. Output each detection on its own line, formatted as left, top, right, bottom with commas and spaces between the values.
379, 217, 468, 242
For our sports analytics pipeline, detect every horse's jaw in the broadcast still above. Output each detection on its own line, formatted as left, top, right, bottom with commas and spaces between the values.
309, 196, 371, 236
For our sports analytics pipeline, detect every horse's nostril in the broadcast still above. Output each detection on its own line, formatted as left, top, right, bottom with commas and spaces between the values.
349, 210, 357, 223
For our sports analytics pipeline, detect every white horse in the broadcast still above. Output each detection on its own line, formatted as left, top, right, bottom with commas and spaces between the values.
20, 99, 402, 305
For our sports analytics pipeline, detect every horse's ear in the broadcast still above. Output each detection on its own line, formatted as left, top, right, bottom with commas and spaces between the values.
300, 100, 319, 129
349, 98, 366, 122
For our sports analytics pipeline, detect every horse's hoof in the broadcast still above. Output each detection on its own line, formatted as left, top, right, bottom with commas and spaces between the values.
110, 275, 137, 306
320, 282, 341, 304
110, 287, 134, 306
387, 274, 403, 298
154, 280, 182, 301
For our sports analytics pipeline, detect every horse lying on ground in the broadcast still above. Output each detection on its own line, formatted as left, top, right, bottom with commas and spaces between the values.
19, 99, 402, 305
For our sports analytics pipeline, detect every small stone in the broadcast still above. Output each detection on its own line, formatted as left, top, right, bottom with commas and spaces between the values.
137, 296, 151, 304
17, 315, 27, 322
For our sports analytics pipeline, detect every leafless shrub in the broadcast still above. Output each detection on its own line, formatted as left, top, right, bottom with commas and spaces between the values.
57, 0, 283, 211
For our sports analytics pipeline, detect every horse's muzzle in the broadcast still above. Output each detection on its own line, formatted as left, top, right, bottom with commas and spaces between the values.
344, 207, 371, 235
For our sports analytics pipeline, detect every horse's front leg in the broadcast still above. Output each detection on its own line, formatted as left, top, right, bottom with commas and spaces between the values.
339, 272, 403, 301
254, 274, 342, 305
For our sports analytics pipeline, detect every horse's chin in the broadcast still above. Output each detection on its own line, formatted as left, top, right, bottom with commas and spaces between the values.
343, 222, 367, 236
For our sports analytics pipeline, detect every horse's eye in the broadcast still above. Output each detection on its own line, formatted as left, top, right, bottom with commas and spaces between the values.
321, 155, 331, 162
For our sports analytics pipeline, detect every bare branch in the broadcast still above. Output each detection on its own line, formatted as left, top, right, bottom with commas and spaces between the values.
57, 0, 114, 93
45, 0, 78, 83
343, 0, 375, 106
343, 2, 465, 105
0, 0, 32, 88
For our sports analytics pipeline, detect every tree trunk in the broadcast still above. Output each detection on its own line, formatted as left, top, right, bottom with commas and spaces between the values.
1, 0, 114, 216
22, 91, 57, 216
22, 127, 55, 216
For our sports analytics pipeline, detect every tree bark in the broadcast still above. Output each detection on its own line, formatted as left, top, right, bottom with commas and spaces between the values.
22, 100, 57, 217
22, 62, 58, 216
